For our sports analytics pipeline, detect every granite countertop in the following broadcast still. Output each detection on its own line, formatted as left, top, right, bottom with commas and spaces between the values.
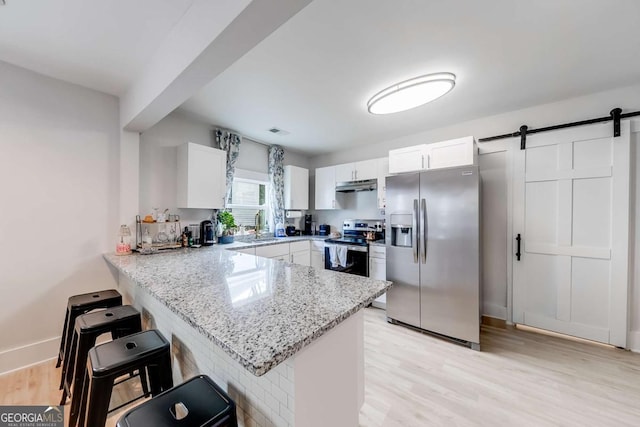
104, 242, 391, 376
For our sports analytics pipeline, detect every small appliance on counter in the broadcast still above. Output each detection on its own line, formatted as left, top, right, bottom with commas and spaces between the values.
303, 214, 313, 235
318, 224, 330, 236
200, 220, 215, 246
286, 225, 298, 236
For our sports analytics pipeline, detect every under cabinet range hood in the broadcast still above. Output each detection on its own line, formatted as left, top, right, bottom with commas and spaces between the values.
335, 179, 377, 192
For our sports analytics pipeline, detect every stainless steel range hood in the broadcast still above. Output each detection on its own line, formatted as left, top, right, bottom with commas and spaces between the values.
335, 179, 377, 192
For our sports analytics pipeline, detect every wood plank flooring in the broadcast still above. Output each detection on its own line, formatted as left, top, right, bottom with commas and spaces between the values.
2, 307, 640, 426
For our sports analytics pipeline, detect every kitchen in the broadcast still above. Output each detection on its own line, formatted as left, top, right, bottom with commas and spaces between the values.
2, 1, 640, 426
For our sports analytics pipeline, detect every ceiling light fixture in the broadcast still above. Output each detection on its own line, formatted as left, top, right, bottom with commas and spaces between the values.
367, 72, 456, 115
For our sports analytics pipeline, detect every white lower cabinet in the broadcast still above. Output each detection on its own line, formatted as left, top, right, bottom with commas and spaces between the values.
289, 241, 310, 266
368, 245, 387, 308
255, 243, 290, 259
233, 247, 256, 255
252, 241, 311, 266
310, 240, 325, 270
291, 250, 310, 266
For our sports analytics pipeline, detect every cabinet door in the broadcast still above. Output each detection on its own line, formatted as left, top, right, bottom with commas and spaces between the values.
377, 157, 389, 209
291, 250, 311, 266
177, 143, 226, 209
284, 165, 309, 209
335, 163, 355, 182
311, 250, 324, 269
255, 243, 289, 258
354, 159, 378, 181
388, 145, 427, 174
234, 247, 256, 255
371, 256, 388, 307
272, 254, 289, 262
369, 257, 386, 280
428, 136, 476, 170
315, 166, 340, 209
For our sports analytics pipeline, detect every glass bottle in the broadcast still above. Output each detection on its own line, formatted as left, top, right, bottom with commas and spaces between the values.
116, 225, 132, 255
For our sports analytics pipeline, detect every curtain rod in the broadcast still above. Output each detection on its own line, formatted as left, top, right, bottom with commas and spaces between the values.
478, 108, 640, 149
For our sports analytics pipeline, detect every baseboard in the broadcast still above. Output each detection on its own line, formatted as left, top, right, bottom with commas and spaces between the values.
482, 316, 507, 329
482, 302, 507, 320
628, 330, 640, 352
0, 337, 59, 375
371, 301, 386, 309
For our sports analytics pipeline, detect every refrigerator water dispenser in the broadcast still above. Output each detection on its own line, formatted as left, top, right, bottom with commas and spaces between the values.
392, 226, 412, 247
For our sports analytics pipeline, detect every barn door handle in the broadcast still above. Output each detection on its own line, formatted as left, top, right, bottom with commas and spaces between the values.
515, 234, 521, 261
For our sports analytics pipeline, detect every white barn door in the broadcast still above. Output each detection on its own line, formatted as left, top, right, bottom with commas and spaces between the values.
512, 121, 631, 347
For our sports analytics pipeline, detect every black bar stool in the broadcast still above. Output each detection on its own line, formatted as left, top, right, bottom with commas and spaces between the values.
57, 289, 122, 389
64, 305, 143, 427
77, 329, 173, 427
116, 375, 238, 427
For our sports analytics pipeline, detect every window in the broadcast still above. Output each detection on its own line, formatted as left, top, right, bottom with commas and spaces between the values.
227, 172, 269, 233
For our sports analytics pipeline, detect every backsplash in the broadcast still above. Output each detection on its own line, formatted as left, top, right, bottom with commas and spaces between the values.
311, 190, 384, 234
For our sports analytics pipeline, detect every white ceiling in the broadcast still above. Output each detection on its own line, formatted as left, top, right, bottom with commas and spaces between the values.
1, 1, 639, 156
0, 0, 194, 95
180, 0, 640, 155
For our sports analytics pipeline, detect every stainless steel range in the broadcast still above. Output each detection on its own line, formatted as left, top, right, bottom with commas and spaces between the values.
324, 219, 384, 277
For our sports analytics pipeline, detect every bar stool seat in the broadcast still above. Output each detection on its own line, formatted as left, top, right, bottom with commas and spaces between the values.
57, 289, 122, 390
77, 329, 173, 427
116, 375, 238, 427
64, 305, 143, 427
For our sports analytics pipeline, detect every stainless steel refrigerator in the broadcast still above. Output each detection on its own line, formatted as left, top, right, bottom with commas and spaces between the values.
385, 165, 480, 350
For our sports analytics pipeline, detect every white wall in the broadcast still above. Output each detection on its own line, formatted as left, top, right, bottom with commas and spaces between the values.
309, 84, 640, 345
0, 61, 120, 373
139, 111, 311, 229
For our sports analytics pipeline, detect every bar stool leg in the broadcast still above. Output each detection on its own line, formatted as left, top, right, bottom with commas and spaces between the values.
83, 375, 113, 427
59, 329, 79, 405
56, 310, 69, 368
146, 352, 173, 396
68, 334, 97, 427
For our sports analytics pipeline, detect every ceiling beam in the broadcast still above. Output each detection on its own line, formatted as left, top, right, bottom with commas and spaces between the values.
120, 0, 313, 132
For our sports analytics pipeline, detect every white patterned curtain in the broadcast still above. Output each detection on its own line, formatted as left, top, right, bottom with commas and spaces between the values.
216, 129, 242, 207
268, 145, 285, 228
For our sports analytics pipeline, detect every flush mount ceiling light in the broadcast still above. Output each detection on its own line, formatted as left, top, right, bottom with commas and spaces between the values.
367, 72, 456, 115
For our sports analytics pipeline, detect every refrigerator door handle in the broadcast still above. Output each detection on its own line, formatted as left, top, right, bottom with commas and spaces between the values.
412, 199, 419, 263
420, 198, 427, 263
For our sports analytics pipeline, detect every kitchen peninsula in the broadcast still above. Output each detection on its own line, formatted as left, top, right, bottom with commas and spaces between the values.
104, 241, 390, 427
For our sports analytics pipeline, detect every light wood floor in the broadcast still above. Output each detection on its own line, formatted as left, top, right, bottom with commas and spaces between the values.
2, 307, 640, 426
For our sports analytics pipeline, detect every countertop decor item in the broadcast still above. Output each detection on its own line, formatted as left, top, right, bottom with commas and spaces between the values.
217, 211, 236, 244
115, 225, 132, 255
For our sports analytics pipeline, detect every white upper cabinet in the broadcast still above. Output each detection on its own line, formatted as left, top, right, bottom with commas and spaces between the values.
388, 136, 476, 174
315, 165, 341, 210
284, 165, 309, 210
177, 142, 226, 209
428, 136, 477, 170
388, 145, 427, 174
335, 159, 378, 182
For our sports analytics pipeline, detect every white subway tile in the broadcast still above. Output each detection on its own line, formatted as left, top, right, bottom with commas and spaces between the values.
279, 402, 294, 425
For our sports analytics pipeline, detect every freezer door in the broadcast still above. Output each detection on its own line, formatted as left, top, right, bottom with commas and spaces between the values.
385, 173, 421, 328
419, 166, 480, 343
